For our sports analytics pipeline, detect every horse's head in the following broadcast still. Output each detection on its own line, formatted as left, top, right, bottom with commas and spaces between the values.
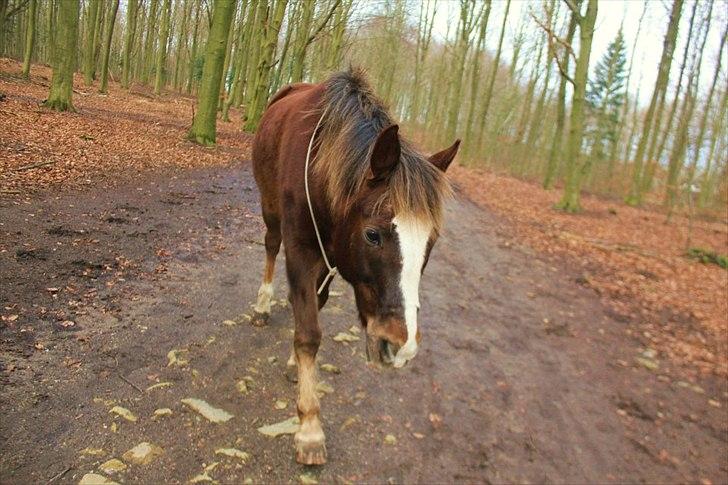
333, 124, 460, 368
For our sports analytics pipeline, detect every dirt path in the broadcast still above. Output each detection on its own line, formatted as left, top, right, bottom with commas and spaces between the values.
1, 164, 726, 484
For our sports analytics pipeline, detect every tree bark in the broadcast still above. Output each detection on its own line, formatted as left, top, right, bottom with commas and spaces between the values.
82, 0, 100, 85
99, 0, 119, 93
625, 0, 683, 206
44, 0, 79, 112
188, 0, 236, 145
475, 0, 511, 157
153, 0, 172, 94
21, 0, 36, 78
555, 0, 598, 212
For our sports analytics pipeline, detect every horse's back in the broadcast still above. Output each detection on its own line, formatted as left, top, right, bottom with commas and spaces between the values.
252, 82, 325, 216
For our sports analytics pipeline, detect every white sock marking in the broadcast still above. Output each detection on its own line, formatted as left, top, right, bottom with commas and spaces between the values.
392, 214, 432, 367
254, 282, 274, 314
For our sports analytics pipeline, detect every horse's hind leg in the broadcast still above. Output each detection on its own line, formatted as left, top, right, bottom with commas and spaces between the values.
251, 210, 281, 326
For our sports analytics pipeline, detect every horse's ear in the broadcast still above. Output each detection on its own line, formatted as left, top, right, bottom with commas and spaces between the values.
429, 139, 461, 172
368, 124, 401, 181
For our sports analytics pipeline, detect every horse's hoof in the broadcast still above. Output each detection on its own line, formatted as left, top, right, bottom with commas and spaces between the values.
295, 440, 327, 465
250, 311, 269, 327
285, 365, 298, 383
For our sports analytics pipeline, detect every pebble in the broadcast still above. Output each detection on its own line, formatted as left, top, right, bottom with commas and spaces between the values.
274, 399, 288, 410
188, 472, 215, 484
122, 442, 164, 465
181, 398, 234, 423
384, 434, 397, 445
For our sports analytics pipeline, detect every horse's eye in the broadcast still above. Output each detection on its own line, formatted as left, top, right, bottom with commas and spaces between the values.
364, 228, 381, 246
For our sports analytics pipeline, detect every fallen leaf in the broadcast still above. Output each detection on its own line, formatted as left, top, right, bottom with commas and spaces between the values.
215, 448, 250, 462
109, 406, 137, 422
181, 398, 234, 423
332, 332, 360, 343
122, 442, 164, 465
257, 416, 300, 437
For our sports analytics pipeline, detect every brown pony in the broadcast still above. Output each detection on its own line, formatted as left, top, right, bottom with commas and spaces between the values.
251, 69, 459, 465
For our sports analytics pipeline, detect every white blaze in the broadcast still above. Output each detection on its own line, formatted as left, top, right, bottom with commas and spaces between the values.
392, 214, 432, 368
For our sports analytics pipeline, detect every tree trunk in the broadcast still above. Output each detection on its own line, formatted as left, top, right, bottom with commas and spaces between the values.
699, 88, 727, 207
244, 0, 288, 132
555, 0, 598, 213
462, 0, 490, 160
687, 21, 725, 183
44, 0, 79, 112
188, 0, 236, 145
121, 0, 137, 88
475, 0, 511, 157
625, 0, 683, 206
543, 8, 577, 190
186, 0, 202, 94
409, 0, 438, 125
444, 0, 476, 144
642, 0, 700, 195
141, 0, 159, 85
173, 0, 190, 90
83, 0, 100, 85
153, 0, 172, 94
98, 0, 119, 93
21, 0, 36, 78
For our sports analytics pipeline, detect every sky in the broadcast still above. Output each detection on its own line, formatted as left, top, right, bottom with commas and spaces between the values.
428, 0, 727, 107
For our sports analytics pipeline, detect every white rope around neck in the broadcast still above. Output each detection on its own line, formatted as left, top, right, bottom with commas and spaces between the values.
304, 112, 337, 295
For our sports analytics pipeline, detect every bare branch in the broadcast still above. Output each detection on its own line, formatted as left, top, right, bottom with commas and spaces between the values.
306, 0, 342, 48
530, 11, 576, 62
563, 0, 581, 18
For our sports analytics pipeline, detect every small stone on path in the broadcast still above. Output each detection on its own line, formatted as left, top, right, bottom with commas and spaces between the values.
384, 434, 397, 445
188, 472, 215, 484
236, 380, 249, 394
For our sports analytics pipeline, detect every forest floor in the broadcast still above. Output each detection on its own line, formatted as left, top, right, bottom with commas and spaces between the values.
1, 60, 727, 484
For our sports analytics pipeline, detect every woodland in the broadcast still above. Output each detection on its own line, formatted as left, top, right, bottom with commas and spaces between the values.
0, 0, 727, 483
0, 0, 726, 213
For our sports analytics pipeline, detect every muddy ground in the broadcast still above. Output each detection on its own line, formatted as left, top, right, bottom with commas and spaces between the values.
1, 160, 726, 484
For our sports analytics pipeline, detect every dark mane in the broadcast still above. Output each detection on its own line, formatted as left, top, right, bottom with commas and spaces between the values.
313, 68, 451, 230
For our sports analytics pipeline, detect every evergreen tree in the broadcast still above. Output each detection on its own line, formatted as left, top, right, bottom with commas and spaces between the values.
586, 29, 627, 170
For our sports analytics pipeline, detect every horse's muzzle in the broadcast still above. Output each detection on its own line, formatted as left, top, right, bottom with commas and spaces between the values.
365, 333, 401, 368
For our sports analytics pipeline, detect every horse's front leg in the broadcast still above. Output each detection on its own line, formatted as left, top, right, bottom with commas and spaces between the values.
287, 256, 327, 465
